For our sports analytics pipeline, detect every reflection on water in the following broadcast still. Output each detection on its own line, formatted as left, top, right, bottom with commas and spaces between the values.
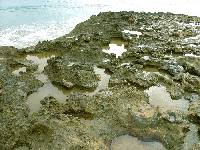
102, 39, 127, 58
12, 66, 26, 76
25, 53, 67, 113
25, 53, 111, 113
183, 35, 200, 45
145, 86, 189, 113
183, 124, 199, 150
26, 52, 61, 81
111, 135, 166, 150
185, 53, 200, 58
88, 66, 110, 96
35, 73, 48, 83
142, 56, 150, 60
143, 67, 170, 80
26, 54, 55, 73
122, 30, 142, 38
27, 82, 68, 113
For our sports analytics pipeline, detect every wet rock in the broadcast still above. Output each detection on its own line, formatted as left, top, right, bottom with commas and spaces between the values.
191, 143, 200, 150
188, 100, 200, 125
177, 56, 200, 77
2, 11, 200, 149
182, 73, 200, 93
131, 104, 159, 126
0, 63, 43, 149
62, 80, 74, 89
45, 57, 99, 90
0, 46, 19, 57
40, 96, 64, 114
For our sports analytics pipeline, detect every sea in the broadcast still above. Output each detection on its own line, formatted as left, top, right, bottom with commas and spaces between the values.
0, 0, 200, 48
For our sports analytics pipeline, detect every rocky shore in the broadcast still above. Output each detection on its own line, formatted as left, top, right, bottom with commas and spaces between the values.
1, 11, 200, 149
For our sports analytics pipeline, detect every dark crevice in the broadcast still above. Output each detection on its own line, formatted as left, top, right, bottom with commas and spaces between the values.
125, 79, 146, 90
188, 114, 200, 125
63, 109, 94, 120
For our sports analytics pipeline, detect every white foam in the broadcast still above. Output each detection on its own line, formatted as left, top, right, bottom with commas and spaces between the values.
0, 21, 76, 48
1, 0, 200, 48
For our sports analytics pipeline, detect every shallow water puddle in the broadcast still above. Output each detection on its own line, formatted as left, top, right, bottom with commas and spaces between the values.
183, 34, 200, 44
110, 135, 166, 150
27, 82, 69, 113
183, 124, 199, 150
12, 67, 26, 76
142, 55, 150, 60
143, 67, 170, 80
122, 30, 142, 38
35, 73, 49, 83
137, 44, 153, 49
178, 22, 200, 27
189, 44, 198, 47
188, 22, 200, 27
88, 66, 110, 96
120, 62, 130, 67
102, 42, 127, 58
26, 55, 54, 73
26, 54, 110, 112
68, 62, 75, 67
145, 86, 189, 113
26, 52, 60, 82
111, 38, 127, 45
102, 59, 110, 63
25, 54, 68, 113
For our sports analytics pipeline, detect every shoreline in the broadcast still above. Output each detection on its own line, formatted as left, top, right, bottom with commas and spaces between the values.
1, 11, 200, 149
1, 0, 200, 48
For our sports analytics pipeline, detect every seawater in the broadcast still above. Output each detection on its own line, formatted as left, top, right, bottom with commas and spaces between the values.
1, 0, 200, 48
